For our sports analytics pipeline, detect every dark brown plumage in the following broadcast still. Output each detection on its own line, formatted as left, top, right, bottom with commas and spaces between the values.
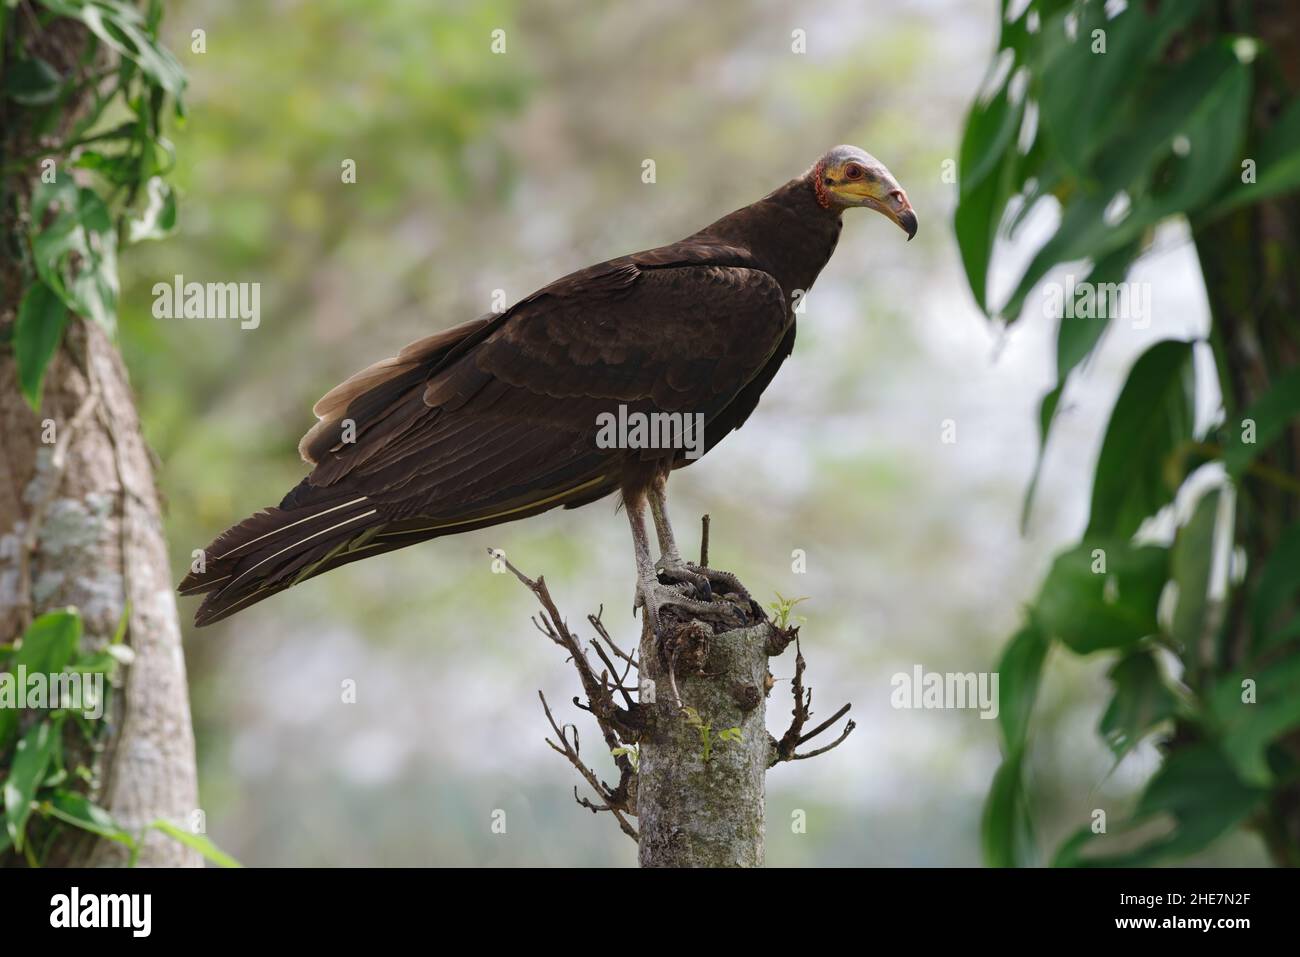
180, 145, 916, 627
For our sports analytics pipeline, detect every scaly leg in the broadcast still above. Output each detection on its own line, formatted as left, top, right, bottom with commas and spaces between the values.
626, 487, 731, 632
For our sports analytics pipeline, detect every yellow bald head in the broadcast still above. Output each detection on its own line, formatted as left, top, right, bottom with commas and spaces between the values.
813, 145, 917, 239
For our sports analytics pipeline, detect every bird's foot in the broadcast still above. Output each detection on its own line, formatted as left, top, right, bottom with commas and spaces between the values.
656, 557, 758, 609
635, 576, 740, 635
655, 558, 714, 601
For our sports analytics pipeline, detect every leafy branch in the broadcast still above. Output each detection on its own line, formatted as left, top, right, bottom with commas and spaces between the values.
3, 0, 185, 408
0, 610, 239, 866
959, 0, 1300, 867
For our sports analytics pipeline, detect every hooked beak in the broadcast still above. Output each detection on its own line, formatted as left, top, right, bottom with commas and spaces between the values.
897, 205, 918, 241
866, 188, 918, 241
835, 173, 918, 240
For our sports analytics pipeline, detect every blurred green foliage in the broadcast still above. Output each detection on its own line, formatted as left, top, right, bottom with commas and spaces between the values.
960, 0, 1300, 866
3, 0, 184, 406
0, 609, 236, 866
0, 0, 1267, 866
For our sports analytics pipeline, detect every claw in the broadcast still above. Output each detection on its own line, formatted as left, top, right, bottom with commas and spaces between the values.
656, 560, 712, 601
636, 577, 739, 634
657, 559, 751, 604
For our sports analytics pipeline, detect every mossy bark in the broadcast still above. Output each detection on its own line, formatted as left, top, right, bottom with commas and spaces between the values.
0, 322, 201, 867
1, 16, 200, 867
636, 620, 776, 868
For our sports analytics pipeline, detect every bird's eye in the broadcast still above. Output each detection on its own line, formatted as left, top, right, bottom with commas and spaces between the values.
844, 164, 865, 180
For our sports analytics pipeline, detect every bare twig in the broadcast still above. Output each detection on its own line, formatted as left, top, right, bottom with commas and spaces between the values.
539, 692, 638, 841
588, 637, 635, 710
497, 549, 643, 842
589, 607, 638, 671
789, 719, 857, 761
797, 702, 852, 746
770, 635, 855, 765
493, 548, 643, 742
699, 513, 710, 567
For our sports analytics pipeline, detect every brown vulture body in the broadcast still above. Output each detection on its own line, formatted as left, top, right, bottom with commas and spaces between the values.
180, 146, 916, 627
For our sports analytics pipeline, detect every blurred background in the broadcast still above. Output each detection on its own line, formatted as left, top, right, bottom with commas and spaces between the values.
116, 0, 1268, 865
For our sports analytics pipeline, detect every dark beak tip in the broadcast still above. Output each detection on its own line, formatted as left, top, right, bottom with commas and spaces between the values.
902, 211, 918, 241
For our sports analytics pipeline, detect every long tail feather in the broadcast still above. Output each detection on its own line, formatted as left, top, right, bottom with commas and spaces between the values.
180, 474, 618, 627
181, 496, 382, 626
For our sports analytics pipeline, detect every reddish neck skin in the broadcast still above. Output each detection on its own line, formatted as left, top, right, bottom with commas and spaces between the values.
812, 159, 831, 209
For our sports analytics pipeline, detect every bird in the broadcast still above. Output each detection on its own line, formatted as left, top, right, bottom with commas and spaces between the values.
179, 145, 917, 629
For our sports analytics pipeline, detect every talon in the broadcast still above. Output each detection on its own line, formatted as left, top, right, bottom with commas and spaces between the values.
656, 561, 712, 601
635, 578, 740, 635
683, 563, 753, 604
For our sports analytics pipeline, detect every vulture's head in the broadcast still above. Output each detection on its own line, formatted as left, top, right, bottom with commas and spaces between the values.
813, 144, 917, 240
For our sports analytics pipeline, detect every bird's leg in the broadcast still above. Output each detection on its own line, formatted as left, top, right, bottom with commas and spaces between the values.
648, 476, 712, 598
648, 474, 754, 606
627, 489, 731, 633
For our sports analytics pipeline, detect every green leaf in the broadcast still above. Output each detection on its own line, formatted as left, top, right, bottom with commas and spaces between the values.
1098, 650, 1178, 757
30, 179, 120, 333
995, 618, 1050, 751
13, 280, 69, 410
1053, 242, 1141, 380
982, 753, 1036, 867
45, 791, 136, 846
1131, 744, 1265, 852
1019, 243, 1136, 531
4, 56, 62, 105
1019, 384, 1062, 534
149, 818, 242, 867
1035, 541, 1169, 654
0, 610, 82, 752
1206, 93, 1300, 217
1035, 0, 1208, 175
39, 0, 186, 98
1000, 41, 1250, 321
1124, 45, 1251, 222
4, 720, 59, 851
954, 80, 1022, 312
983, 618, 1050, 868
127, 176, 177, 242
1086, 340, 1196, 540
72, 148, 139, 187
1222, 367, 1300, 479
1251, 521, 1300, 650
16, 610, 82, 675
1170, 488, 1221, 659
1055, 744, 1265, 866
1210, 655, 1300, 785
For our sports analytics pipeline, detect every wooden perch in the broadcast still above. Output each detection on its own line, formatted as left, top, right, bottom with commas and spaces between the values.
494, 520, 854, 868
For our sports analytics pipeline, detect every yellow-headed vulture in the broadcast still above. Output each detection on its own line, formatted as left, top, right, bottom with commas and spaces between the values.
180, 145, 917, 628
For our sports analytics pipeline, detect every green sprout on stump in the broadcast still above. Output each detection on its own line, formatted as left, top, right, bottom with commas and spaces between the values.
767, 592, 810, 631
610, 744, 639, 772
682, 707, 742, 764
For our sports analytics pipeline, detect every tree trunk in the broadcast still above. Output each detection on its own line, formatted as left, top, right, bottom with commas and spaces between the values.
635, 620, 774, 867
0, 319, 201, 867
1191, 0, 1300, 866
